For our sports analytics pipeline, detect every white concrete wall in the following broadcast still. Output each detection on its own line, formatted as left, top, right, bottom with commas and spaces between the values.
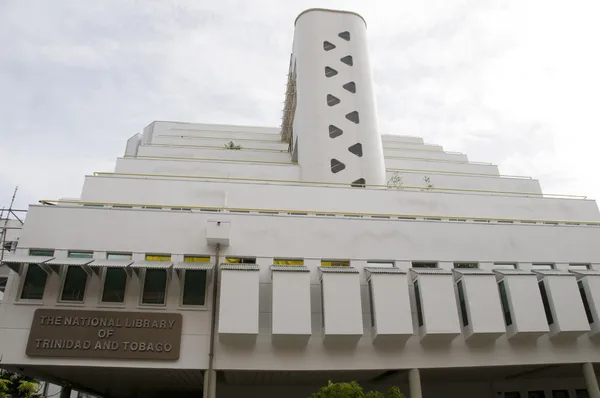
17, 205, 600, 263
321, 272, 363, 338
218, 269, 259, 336
503, 274, 550, 338
414, 273, 461, 341
543, 275, 590, 337
124, 134, 142, 157
271, 270, 311, 337
369, 272, 412, 341
383, 148, 467, 161
136, 146, 292, 163
150, 137, 288, 150
79, 175, 599, 222
293, 9, 387, 185
114, 158, 300, 180
0, 256, 213, 369
460, 274, 506, 339
385, 157, 499, 175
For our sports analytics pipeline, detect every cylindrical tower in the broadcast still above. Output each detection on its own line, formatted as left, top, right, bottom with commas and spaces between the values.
290, 8, 386, 186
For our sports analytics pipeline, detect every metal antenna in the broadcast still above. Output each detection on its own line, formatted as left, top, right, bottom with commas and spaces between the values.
0, 186, 18, 262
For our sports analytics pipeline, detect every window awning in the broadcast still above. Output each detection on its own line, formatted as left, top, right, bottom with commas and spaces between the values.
318, 266, 358, 274
130, 261, 173, 269
88, 259, 134, 268
271, 265, 309, 272
87, 259, 134, 277
220, 264, 259, 271
365, 267, 406, 275
173, 262, 214, 271
46, 258, 94, 266
0, 255, 54, 273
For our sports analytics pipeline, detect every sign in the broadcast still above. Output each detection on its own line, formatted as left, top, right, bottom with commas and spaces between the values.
26, 309, 182, 360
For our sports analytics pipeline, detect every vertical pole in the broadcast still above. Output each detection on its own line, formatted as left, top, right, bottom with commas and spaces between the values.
203, 370, 217, 398
583, 362, 600, 398
409, 368, 422, 398
59, 385, 72, 398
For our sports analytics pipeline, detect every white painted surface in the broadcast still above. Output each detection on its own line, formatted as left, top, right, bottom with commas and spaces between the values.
459, 274, 506, 340
369, 272, 413, 342
218, 269, 259, 337
271, 270, 311, 337
541, 274, 590, 338
321, 272, 363, 339
293, 10, 386, 185
502, 274, 550, 339
79, 176, 598, 222
580, 275, 600, 337
413, 272, 461, 342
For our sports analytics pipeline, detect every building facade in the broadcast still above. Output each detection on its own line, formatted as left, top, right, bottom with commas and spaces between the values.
1, 8, 600, 398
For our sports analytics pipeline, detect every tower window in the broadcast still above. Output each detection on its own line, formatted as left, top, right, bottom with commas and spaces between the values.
325, 66, 338, 77
351, 178, 366, 187
338, 31, 351, 41
341, 55, 353, 66
329, 125, 343, 138
326, 94, 340, 106
330, 159, 346, 174
345, 111, 360, 124
323, 41, 336, 51
348, 143, 363, 157
343, 81, 356, 93
539, 280, 554, 325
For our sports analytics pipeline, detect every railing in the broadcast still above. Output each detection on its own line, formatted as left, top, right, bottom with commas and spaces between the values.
92, 172, 585, 199
38, 199, 600, 227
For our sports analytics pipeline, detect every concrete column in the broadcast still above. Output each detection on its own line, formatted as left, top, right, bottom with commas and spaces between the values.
203, 370, 216, 398
408, 368, 422, 398
583, 362, 600, 398
59, 386, 72, 398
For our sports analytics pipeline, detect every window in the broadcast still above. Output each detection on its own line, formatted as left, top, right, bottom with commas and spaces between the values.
20, 264, 48, 300
576, 389, 589, 398
330, 158, 346, 173
145, 254, 171, 262
273, 259, 304, 266
494, 263, 517, 270
578, 280, 594, 324
185, 256, 210, 263
348, 143, 363, 157
412, 262, 437, 268
345, 111, 360, 124
457, 280, 469, 327
142, 269, 168, 305
454, 262, 478, 269
29, 249, 54, 257
101, 268, 127, 303
343, 81, 356, 93
414, 280, 424, 327
321, 260, 349, 267
367, 261, 394, 268
538, 280, 554, 325
225, 257, 256, 264
329, 125, 343, 139
107, 252, 132, 260
570, 264, 591, 270
368, 280, 376, 327
60, 266, 88, 302
182, 269, 207, 306
532, 264, 554, 270
552, 391, 569, 398
528, 392, 546, 398
68, 251, 93, 259
498, 280, 513, 326
326, 94, 340, 107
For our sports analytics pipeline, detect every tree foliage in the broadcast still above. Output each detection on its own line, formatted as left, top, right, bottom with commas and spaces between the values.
0, 371, 42, 398
310, 381, 405, 398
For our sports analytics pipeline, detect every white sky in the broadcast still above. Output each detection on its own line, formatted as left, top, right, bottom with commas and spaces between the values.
1, 0, 599, 210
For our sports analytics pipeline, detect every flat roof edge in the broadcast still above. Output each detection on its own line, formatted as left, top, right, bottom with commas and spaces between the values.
295, 8, 366, 27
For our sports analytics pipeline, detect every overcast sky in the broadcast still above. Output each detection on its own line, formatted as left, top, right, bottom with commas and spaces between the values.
1, 0, 600, 211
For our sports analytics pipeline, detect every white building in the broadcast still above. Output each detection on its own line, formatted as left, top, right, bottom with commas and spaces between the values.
1, 8, 600, 398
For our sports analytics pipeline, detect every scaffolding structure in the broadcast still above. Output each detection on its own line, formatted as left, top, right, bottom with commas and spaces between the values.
1, 186, 26, 262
